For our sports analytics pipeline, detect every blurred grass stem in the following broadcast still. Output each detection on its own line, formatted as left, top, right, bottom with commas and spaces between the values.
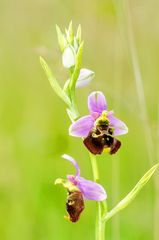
124, 0, 154, 165
111, 156, 120, 240
154, 101, 159, 240
110, 23, 124, 239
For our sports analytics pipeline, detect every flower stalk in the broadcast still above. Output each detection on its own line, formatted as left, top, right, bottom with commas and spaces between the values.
89, 153, 107, 240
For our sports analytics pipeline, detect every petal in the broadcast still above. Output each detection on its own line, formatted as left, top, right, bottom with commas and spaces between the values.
76, 68, 95, 88
67, 175, 78, 185
62, 154, 80, 177
88, 91, 107, 114
108, 113, 128, 136
76, 177, 107, 201
69, 115, 94, 137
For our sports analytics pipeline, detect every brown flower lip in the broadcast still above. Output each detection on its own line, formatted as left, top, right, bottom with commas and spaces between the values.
66, 191, 85, 222
83, 126, 121, 155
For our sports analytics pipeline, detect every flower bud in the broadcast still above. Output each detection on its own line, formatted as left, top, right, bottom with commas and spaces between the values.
62, 46, 76, 69
76, 68, 95, 88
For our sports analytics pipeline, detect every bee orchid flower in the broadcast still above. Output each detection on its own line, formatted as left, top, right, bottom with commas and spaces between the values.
55, 154, 107, 222
69, 91, 128, 154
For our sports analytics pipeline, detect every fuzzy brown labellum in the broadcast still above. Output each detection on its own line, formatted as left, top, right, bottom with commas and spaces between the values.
109, 138, 121, 154
66, 191, 85, 222
83, 125, 121, 155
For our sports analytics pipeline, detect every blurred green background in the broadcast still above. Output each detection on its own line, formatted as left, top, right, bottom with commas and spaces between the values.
0, 0, 159, 239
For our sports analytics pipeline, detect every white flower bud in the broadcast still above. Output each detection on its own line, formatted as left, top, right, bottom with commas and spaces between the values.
62, 46, 76, 69
76, 68, 95, 88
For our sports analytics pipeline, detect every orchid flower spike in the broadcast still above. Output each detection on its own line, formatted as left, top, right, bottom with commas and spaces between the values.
69, 91, 128, 155
55, 154, 107, 222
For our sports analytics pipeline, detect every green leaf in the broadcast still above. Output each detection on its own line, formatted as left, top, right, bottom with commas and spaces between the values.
103, 163, 159, 222
56, 25, 67, 52
40, 56, 71, 106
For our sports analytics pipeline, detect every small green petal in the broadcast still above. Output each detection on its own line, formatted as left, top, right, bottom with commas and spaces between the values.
76, 24, 81, 44
55, 178, 79, 192
67, 21, 74, 44
56, 25, 67, 52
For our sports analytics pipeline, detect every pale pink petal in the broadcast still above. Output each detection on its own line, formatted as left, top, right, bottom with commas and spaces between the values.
76, 68, 95, 88
76, 176, 107, 201
88, 91, 107, 114
69, 115, 94, 137
67, 175, 78, 185
108, 113, 128, 136
62, 154, 80, 177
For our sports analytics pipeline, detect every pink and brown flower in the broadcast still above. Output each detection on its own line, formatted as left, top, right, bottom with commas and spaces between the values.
55, 154, 107, 222
69, 91, 128, 154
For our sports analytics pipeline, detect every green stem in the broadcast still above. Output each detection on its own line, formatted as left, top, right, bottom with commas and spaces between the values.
69, 91, 80, 120
89, 153, 107, 240
89, 153, 99, 182
68, 43, 84, 119
96, 203, 106, 240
